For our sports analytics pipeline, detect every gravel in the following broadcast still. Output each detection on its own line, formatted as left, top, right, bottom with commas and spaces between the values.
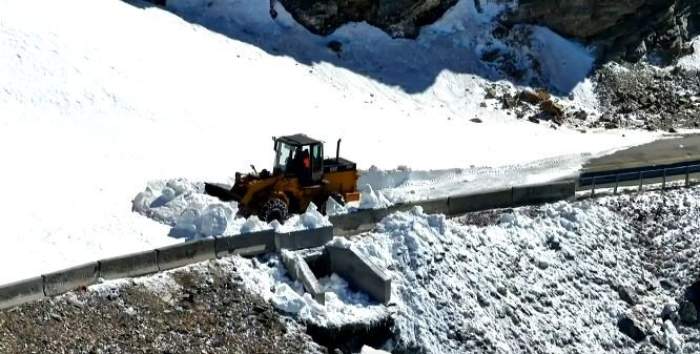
0, 261, 324, 354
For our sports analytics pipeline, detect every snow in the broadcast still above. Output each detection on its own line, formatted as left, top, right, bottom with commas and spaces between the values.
212, 187, 700, 353
325, 197, 350, 216
359, 153, 589, 203
272, 203, 332, 232
133, 179, 330, 237
359, 184, 394, 209
678, 36, 700, 71
338, 189, 700, 353
528, 26, 596, 94
224, 255, 389, 328
359, 345, 391, 354
0, 0, 659, 284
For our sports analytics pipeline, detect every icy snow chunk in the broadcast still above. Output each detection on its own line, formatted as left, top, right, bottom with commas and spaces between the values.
199, 204, 233, 236
150, 187, 177, 208
326, 196, 349, 216
272, 283, 306, 314
275, 203, 332, 232
238, 215, 270, 234
360, 345, 391, 354
327, 236, 353, 249
359, 184, 392, 209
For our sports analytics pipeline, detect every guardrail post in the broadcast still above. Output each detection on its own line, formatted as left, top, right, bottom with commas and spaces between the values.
638, 171, 643, 193
591, 177, 596, 197
614, 174, 619, 195
662, 168, 667, 191
686, 166, 691, 187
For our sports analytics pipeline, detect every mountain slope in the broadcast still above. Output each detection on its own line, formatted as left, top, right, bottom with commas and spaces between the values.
0, 0, 655, 284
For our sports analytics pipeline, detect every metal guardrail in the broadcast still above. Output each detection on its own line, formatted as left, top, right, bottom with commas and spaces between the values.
578, 163, 700, 196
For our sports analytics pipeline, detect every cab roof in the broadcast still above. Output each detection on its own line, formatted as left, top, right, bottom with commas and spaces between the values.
277, 134, 322, 146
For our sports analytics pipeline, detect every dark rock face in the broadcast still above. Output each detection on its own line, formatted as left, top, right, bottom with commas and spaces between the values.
277, 0, 698, 64
509, 0, 700, 63
276, 0, 458, 38
618, 315, 647, 342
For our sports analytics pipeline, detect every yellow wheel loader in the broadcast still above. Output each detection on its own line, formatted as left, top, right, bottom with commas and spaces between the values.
205, 134, 360, 222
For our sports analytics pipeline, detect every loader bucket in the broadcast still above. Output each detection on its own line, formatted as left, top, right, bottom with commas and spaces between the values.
204, 182, 238, 202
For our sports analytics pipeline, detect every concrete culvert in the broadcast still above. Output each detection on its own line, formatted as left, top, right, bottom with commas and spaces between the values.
305, 316, 394, 354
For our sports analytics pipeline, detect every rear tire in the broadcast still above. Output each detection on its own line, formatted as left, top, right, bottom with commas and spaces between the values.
260, 198, 288, 223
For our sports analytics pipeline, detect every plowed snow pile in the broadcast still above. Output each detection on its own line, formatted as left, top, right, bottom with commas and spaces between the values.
131, 179, 331, 238
234, 187, 700, 353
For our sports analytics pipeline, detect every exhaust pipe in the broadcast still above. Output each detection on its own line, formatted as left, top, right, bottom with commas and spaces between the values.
336, 139, 342, 162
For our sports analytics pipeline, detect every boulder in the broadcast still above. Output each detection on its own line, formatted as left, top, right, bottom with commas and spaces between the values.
517, 89, 548, 105
540, 100, 564, 118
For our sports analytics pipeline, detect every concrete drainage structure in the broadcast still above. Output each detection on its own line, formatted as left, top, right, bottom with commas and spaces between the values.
281, 243, 392, 305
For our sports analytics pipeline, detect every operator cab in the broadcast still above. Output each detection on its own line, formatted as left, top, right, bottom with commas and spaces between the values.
273, 134, 324, 185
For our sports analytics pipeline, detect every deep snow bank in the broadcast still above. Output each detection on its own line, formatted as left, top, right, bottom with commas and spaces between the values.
359, 153, 589, 203
348, 189, 700, 353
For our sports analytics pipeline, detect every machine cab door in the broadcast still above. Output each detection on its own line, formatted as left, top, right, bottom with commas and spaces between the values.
310, 143, 323, 183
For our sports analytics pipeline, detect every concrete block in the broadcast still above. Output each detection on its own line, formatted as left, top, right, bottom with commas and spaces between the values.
327, 245, 391, 304
43, 262, 99, 297
215, 230, 275, 258
0, 276, 45, 310
512, 181, 576, 206
412, 198, 449, 215
99, 250, 159, 280
281, 251, 325, 303
157, 238, 216, 271
275, 226, 333, 251
447, 188, 513, 215
330, 210, 374, 235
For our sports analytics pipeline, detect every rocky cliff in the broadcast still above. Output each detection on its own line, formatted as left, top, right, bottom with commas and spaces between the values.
276, 0, 459, 38
509, 0, 699, 62
276, 0, 698, 63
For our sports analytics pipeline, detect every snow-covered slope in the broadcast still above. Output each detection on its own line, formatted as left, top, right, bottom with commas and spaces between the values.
0, 0, 657, 284
234, 187, 700, 353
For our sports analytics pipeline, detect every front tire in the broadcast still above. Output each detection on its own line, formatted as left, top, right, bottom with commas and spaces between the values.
260, 198, 288, 223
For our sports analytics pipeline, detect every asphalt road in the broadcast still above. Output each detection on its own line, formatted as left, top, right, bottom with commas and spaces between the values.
582, 133, 700, 174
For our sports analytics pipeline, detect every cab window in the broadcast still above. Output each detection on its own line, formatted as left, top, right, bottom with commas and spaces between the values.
312, 144, 323, 172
